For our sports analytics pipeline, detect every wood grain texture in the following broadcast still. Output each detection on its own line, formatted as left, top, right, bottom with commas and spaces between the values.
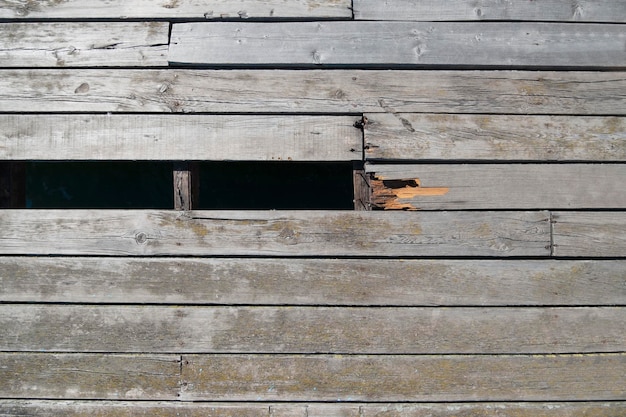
553, 212, 626, 257
0, 23, 168, 67
1, 69, 625, 115
2, 258, 624, 306
169, 22, 626, 68
0, 0, 352, 19
2, 401, 626, 417
180, 353, 626, 401
4, 305, 623, 354
0, 210, 551, 257
0, 353, 180, 400
367, 164, 626, 210
353, 0, 626, 22
364, 114, 626, 161
0, 115, 362, 161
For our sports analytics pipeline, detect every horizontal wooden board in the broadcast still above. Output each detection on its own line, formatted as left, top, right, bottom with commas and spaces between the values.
2, 401, 626, 417
0, 115, 361, 161
169, 22, 626, 68
0, 353, 180, 400
0, 210, 550, 257
367, 164, 626, 210
180, 353, 626, 401
0, 0, 352, 19
353, 0, 626, 22
4, 305, 623, 354
2, 258, 624, 306
553, 212, 626, 257
0, 23, 168, 67
1, 69, 625, 115
364, 114, 626, 161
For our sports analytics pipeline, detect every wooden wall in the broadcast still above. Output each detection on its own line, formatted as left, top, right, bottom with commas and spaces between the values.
1, 0, 625, 416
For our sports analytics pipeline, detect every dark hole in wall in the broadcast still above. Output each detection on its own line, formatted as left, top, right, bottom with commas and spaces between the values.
24, 162, 354, 210
197, 162, 353, 210
26, 162, 173, 209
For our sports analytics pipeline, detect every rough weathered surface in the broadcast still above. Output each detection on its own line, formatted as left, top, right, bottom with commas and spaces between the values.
353, 0, 626, 22
1, 69, 624, 115
1, 258, 624, 306
364, 114, 626, 161
553, 212, 626, 257
4, 305, 623, 354
2, 401, 626, 417
0, 0, 352, 19
367, 164, 626, 210
0, 353, 180, 400
0, 115, 361, 161
169, 22, 626, 67
0, 210, 551, 257
180, 353, 626, 401
0, 23, 168, 67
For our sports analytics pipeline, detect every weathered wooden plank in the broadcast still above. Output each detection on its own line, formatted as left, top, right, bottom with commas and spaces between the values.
353, 0, 626, 22
0, 353, 180, 400
0, 210, 550, 257
1, 69, 625, 115
2, 258, 624, 306
0, 0, 352, 19
0, 115, 361, 161
2, 401, 626, 417
4, 305, 623, 354
364, 114, 626, 161
180, 353, 626, 401
553, 212, 626, 257
0, 23, 168, 67
367, 164, 626, 210
169, 22, 626, 68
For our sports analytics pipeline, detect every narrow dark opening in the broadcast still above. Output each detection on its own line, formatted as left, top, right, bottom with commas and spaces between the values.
26, 162, 173, 209
197, 162, 353, 210
24, 161, 354, 210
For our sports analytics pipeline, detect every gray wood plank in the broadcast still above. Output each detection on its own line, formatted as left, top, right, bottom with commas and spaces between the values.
366, 164, 626, 210
0, 115, 361, 161
2, 401, 626, 417
4, 305, 622, 354
1, 69, 625, 115
353, 0, 626, 22
0, 23, 168, 67
364, 114, 626, 161
2, 258, 624, 306
553, 212, 626, 257
0, 0, 352, 19
180, 353, 626, 401
169, 22, 626, 68
0, 353, 180, 400
0, 210, 550, 257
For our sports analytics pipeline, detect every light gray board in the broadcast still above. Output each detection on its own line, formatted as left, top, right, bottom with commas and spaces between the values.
364, 114, 626, 161
180, 353, 626, 401
2, 401, 626, 417
2, 258, 624, 306
168, 22, 626, 67
1, 70, 625, 115
0, 353, 180, 400
0, 115, 361, 161
553, 212, 626, 257
0, 0, 352, 19
0, 23, 168, 67
366, 164, 626, 210
353, 0, 626, 22
4, 305, 623, 354
0, 210, 550, 257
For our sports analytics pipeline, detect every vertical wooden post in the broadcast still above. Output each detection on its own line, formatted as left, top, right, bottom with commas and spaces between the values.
353, 161, 371, 211
173, 162, 199, 211
0, 162, 26, 208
